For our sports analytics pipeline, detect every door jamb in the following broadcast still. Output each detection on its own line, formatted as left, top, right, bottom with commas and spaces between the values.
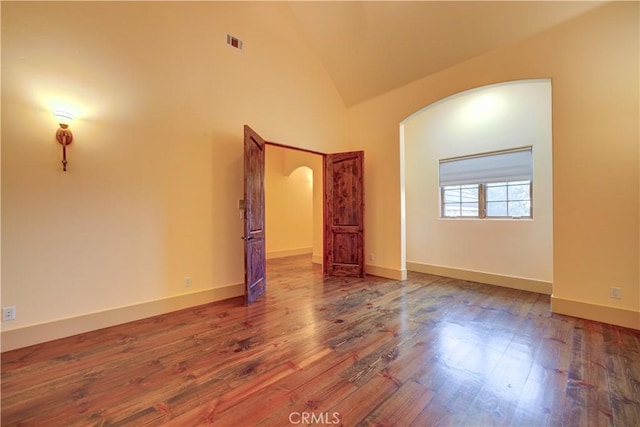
265, 141, 326, 157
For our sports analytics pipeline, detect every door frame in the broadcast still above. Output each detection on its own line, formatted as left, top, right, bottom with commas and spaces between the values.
265, 141, 326, 271
260, 140, 365, 279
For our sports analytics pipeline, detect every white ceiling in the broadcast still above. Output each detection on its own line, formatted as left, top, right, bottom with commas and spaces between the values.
286, 1, 606, 106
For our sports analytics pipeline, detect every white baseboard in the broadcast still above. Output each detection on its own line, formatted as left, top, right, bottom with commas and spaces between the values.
551, 296, 640, 330
406, 261, 552, 295
266, 247, 313, 259
366, 264, 407, 281
1, 283, 244, 352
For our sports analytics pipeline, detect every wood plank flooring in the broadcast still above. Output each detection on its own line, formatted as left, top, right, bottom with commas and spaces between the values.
2, 255, 640, 426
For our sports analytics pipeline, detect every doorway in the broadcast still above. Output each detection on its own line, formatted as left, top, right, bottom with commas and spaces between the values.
242, 126, 366, 304
264, 144, 324, 267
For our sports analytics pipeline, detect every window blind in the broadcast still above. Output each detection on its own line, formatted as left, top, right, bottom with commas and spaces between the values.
439, 147, 533, 186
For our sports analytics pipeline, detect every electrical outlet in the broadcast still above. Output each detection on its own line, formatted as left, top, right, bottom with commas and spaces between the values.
184, 277, 192, 287
369, 253, 375, 262
2, 306, 16, 321
610, 287, 621, 299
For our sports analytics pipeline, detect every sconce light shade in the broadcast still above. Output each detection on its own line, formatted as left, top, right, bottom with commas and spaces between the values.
54, 111, 74, 171
55, 111, 73, 127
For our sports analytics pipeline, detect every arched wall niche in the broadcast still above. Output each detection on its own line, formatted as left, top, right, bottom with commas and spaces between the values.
401, 79, 553, 293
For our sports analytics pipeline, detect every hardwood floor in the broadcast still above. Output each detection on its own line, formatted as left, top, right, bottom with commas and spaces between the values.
2, 255, 640, 426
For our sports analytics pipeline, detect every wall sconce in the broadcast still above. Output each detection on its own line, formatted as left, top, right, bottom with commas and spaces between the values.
55, 111, 74, 171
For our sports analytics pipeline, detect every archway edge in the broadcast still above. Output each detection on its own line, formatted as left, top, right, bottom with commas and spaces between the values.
399, 78, 553, 290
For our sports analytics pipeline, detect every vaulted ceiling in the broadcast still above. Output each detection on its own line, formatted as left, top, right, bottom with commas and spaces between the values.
2, 1, 607, 112
286, 1, 605, 106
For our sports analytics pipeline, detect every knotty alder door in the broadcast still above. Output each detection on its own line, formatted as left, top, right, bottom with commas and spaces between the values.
243, 130, 364, 304
324, 151, 365, 277
243, 125, 266, 305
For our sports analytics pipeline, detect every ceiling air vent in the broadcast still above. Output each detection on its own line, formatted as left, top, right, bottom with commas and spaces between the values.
226, 34, 243, 50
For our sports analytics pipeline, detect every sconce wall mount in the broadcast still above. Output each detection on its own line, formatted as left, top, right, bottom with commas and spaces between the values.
55, 112, 74, 171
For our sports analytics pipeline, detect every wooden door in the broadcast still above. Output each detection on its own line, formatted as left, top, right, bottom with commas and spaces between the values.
243, 125, 266, 305
324, 151, 365, 277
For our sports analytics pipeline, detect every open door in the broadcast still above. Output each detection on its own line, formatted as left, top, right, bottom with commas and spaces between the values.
324, 151, 365, 277
243, 125, 266, 305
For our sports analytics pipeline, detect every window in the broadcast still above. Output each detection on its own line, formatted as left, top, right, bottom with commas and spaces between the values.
439, 147, 533, 219
486, 180, 531, 217
442, 184, 479, 217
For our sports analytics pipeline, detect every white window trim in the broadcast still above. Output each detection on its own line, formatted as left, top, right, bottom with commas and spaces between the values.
439, 147, 533, 220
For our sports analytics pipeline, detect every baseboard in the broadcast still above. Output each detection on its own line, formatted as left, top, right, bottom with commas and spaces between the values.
266, 247, 313, 259
312, 254, 323, 265
366, 264, 407, 281
551, 296, 640, 330
406, 261, 552, 295
1, 283, 244, 352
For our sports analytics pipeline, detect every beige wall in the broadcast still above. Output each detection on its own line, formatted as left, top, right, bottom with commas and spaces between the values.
1, 2, 346, 348
265, 146, 323, 260
404, 80, 553, 287
347, 2, 639, 328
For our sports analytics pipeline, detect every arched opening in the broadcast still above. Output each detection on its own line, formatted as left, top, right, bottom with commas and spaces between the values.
400, 79, 553, 294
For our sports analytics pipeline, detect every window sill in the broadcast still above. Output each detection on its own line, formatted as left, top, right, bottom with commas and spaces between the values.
439, 217, 534, 221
